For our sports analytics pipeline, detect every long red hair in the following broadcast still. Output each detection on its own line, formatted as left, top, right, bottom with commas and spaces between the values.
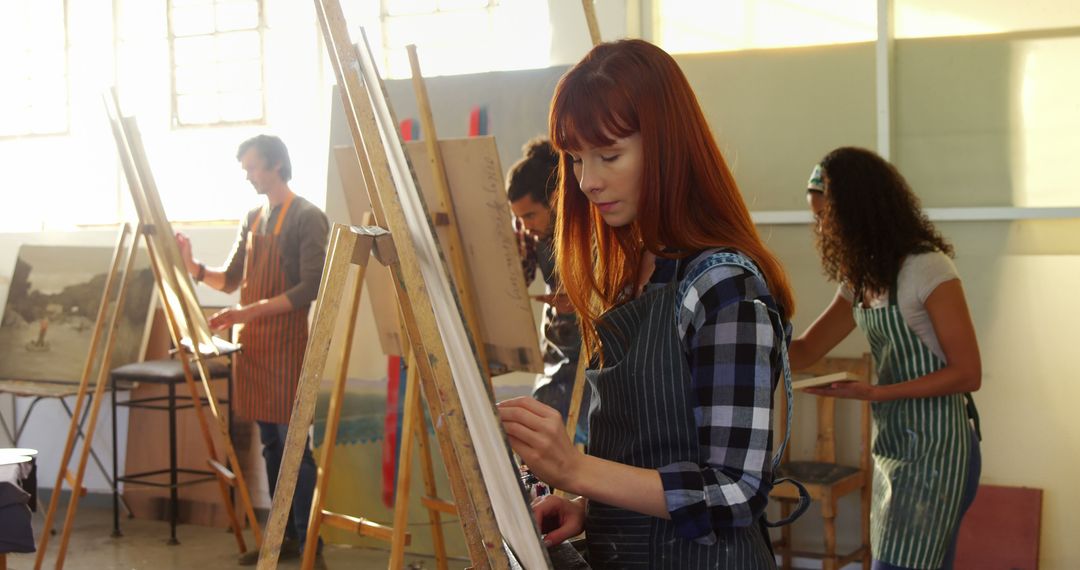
549, 39, 795, 360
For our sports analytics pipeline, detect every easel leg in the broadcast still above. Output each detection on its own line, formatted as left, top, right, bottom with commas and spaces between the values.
52, 228, 141, 569
34, 226, 133, 570
389, 352, 420, 569
134, 220, 257, 553
258, 226, 358, 570
301, 254, 368, 570
412, 384, 449, 570
185, 355, 254, 550
388, 276, 491, 569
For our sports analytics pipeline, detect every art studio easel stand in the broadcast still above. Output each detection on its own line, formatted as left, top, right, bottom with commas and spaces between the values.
100, 90, 263, 557
255, 224, 450, 570
260, 1, 545, 568
561, 0, 604, 452
34, 224, 139, 570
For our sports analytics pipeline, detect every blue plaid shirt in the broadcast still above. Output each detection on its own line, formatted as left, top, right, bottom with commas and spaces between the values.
648, 250, 790, 544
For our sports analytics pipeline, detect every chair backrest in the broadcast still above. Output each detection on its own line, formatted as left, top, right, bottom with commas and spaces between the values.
779, 353, 874, 470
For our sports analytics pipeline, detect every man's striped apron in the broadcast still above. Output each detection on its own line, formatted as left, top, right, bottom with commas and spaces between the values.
235, 194, 309, 425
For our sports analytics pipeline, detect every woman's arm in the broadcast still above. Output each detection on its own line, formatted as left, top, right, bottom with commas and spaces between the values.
498, 397, 670, 519
806, 279, 981, 401
788, 288, 856, 370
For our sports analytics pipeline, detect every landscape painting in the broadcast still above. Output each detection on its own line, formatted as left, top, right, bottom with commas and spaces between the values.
0, 244, 155, 384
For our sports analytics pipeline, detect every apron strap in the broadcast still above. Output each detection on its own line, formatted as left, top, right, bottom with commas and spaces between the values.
964, 392, 982, 441
762, 477, 811, 528
676, 250, 809, 530
250, 193, 296, 236
675, 250, 796, 470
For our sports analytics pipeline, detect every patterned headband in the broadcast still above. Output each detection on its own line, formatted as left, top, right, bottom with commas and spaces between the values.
806, 164, 825, 192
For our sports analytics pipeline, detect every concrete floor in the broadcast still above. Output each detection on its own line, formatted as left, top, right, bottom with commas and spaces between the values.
7, 502, 470, 570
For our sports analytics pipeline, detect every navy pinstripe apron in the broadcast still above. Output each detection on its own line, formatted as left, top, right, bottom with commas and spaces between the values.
853, 281, 980, 568
235, 194, 309, 424
583, 252, 800, 569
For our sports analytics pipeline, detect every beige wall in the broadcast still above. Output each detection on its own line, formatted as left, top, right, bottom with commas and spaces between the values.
328, 34, 1079, 565
679, 36, 1079, 568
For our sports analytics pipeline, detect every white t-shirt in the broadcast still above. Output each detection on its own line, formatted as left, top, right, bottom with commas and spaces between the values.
839, 251, 960, 362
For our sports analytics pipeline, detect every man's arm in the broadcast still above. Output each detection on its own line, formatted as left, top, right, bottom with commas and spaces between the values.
208, 294, 294, 331
281, 207, 330, 309
176, 217, 249, 293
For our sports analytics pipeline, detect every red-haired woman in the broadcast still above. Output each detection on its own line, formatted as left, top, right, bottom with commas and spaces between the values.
790, 147, 982, 570
498, 39, 802, 568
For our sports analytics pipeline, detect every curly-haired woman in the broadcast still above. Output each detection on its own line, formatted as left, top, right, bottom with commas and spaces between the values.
789, 147, 982, 570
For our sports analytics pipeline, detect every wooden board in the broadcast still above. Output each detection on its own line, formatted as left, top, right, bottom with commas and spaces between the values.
332, 140, 542, 374
103, 95, 224, 357
334, 145, 404, 357
954, 484, 1041, 569
791, 371, 860, 391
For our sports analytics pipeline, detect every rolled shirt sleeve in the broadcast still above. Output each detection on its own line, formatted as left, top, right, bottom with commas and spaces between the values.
283, 206, 329, 309
658, 265, 780, 544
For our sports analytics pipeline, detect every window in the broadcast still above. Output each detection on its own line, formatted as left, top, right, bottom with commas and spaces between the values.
377, 0, 550, 79
656, 0, 876, 54
168, 0, 266, 127
0, 0, 69, 138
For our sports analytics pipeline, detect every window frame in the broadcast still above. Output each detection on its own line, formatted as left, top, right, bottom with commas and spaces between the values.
0, 0, 72, 140
166, 0, 268, 129
378, 0, 498, 77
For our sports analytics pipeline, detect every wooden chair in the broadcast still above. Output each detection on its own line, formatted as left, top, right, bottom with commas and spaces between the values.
772, 353, 873, 570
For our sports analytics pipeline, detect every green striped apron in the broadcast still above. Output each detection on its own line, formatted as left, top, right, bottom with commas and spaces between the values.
853, 283, 978, 568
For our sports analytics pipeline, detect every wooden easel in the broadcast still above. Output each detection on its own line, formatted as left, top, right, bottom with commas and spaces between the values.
259, 2, 552, 568
283, 222, 452, 570
563, 0, 603, 442
274, 43, 513, 570
295, 42, 501, 565
273, 30, 546, 570
33, 224, 140, 570
100, 90, 263, 556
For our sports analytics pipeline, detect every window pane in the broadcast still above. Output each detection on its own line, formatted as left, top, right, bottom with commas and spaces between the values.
175, 64, 217, 94
171, 4, 215, 36
119, 0, 166, 41
28, 98, 67, 134
438, 0, 490, 10
216, 60, 261, 92
0, 50, 32, 80
896, 0, 1080, 39
379, 0, 550, 78
216, 30, 261, 60
386, 0, 437, 17
0, 106, 31, 137
26, 1, 66, 45
216, 1, 259, 32
657, 0, 874, 54
174, 35, 216, 65
218, 91, 262, 122
0, 0, 67, 136
176, 93, 220, 124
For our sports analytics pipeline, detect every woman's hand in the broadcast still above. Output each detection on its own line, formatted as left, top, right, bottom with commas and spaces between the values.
531, 494, 586, 547
803, 380, 880, 401
498, 397, 582, 491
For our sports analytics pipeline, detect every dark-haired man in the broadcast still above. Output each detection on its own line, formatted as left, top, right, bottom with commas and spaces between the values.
508, 137, 589, 443
176, 135, 328, 567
